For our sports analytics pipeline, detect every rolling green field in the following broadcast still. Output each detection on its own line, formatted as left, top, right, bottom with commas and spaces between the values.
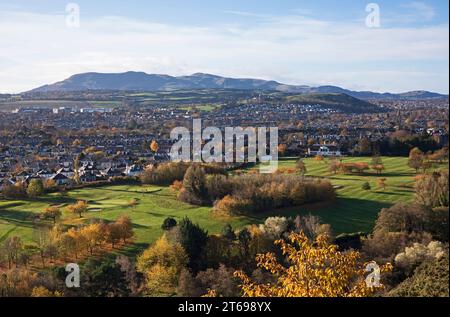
0, 185, 253, 256
252, 156, 420, 235
1, 156, 433, 255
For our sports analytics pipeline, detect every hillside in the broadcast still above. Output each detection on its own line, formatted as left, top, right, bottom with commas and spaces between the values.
284, 93, 383, 113
28, 72, 447, 100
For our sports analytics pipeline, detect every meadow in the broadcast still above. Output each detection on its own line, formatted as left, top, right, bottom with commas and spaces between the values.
0, 156, 425, 255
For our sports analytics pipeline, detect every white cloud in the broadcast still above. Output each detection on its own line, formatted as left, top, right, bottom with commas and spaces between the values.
0, 10, 448, 93
401, 1, 436, 21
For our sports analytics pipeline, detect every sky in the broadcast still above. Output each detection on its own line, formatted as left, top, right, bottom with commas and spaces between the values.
0, 0, 448, 94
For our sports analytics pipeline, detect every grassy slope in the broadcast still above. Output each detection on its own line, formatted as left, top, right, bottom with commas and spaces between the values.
1, 156, 432, 255
0, 185, 252, 256
256, 156, 416, 234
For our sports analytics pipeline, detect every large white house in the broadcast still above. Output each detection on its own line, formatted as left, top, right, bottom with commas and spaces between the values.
308, 144, 342, 157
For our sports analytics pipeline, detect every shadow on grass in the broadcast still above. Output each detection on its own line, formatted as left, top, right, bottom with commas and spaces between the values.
0, 209, 37, 224
118, 242, 150, 257
236, 197, 395, 234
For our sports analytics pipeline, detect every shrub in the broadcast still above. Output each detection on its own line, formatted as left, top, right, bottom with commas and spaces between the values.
161, 217, 177, 231
361, 182, 371, 190
388, 253, 449, 297
140, 162, 189, 186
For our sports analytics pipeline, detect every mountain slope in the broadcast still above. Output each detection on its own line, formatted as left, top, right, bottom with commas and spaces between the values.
29, 71, 447, 100
285, 93, 383, 113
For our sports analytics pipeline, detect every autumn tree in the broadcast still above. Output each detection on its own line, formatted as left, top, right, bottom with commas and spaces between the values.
66, 200, 88, 218
2, 236, 22, 269
178, 164, 208, 205
377, 178, 387, 191
295, 159, 307, 178
106, 223, 122, 249
278, 144, 287, 157
408, 147, 424, 173
27, 179, 44, 198
136, 235, 188, 296
414, 170, 449, 208
41, 206, 62, 225
234, 232, 392, 297
150, 140, 159, 153
80, 223, 104, 255
116, 215, 134, 243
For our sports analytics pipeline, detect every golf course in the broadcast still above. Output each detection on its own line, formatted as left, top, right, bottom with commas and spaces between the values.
0, 156, 430, 255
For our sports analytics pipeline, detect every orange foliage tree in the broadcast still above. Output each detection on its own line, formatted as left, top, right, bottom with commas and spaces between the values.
234, 232, 392, 297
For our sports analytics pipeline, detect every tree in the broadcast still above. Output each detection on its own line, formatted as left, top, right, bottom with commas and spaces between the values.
414, 170, 449, 208
362, 182, 371, 191
372, 164, 385, 174
389, 253, 449, 297
179, 164, 208, 205
106, 223, 122, 249
161, 217, 177, 231
238, 228, 252, 267
83, 257, 131, 297
234, 232, 392, 297
66, 200, 88, 218
328, 160, 340, 174
116, 215, 134, 243
295, 159, 307, 178
278, 144, 287, 156
136, 235, 188, 296
79, 223, 104, 255
371, 155, 383, 166
408, 147, 424, 173
65, 228, 86, 260
375, 203, 432, 234
178, 217, 208, 272
150, 140, 159, 153
377, 178, 387, 191
221, 224, 236, 241
41, 206, 62, 225
26, 179, 44, 198
2, 236, 22, 269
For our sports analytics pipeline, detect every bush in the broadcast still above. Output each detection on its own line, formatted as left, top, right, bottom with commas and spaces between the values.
2, 182, 27, 199
140, 162, 189, 186
361, 182, 371, 190
388, 253, 449, 297
161, 217, 177, 231
178, 164, 209, 205
374, 202, 431, 234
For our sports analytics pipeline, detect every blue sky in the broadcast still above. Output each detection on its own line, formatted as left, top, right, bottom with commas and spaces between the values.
0, 0, 448, 93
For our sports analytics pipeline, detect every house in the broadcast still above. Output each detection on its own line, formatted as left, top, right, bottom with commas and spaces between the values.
79, 170, 99, 183
36, 169, 54, 180
15, 171, 30, 182
100, 167, 124, 179
124, 164, 143, 177
51, 173, 71, 186
57, 167, 75, 178
308, 144, 342, 157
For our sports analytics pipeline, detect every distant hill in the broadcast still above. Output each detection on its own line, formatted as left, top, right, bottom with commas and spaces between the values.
28, 71, 448, 100
284, 93, 383, 113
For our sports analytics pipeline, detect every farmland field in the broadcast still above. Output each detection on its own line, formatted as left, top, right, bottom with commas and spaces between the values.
0, 156, 437, 255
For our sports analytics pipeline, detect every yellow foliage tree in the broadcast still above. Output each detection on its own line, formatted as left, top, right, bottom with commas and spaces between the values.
234, 232, 392, 297
31, 286, 63, 297
150, 140, 159, 153
136, 235, 188, 296
66, 200, 88, 218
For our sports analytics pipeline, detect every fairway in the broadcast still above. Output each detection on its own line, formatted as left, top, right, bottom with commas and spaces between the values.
253, 156, 418, 234
0, 185, 254, 255
0, 156, 435, 255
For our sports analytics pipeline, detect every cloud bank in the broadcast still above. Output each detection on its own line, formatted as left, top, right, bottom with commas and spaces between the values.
0, 9, 448, 93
